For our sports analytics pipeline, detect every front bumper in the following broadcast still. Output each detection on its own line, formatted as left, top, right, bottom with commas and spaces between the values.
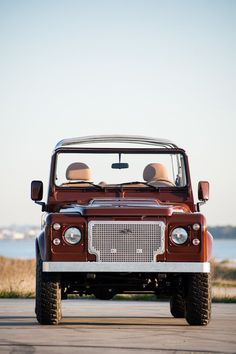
43, 261, 210, 273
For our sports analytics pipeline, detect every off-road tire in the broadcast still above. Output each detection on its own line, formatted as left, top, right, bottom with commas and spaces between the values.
170, 294, 185, 318
35, 254, 62, 325
185, 273, 211, 326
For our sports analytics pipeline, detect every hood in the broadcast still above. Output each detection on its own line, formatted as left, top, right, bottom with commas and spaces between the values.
60, 198, 182, 217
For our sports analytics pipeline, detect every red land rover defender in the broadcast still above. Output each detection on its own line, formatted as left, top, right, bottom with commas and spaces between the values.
31, 135, 212, 325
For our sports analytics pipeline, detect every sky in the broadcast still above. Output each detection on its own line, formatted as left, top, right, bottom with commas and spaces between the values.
0, 0, 235, 227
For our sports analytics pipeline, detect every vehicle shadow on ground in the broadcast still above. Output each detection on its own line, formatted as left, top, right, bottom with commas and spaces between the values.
0, 316, 38, 326
0, 315, 186, 327
61, 316, 186, 326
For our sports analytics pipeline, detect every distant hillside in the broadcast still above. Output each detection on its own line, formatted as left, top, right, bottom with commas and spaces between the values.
208, 226, 236, 239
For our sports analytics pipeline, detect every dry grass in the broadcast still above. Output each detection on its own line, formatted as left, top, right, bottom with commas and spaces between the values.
0, 256, 35, 297
0, 256, 235, 301
211, 259, 236, 282
211, 259, 236, 302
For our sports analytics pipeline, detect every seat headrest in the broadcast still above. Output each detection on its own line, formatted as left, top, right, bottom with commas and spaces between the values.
66, 162, 91, 181
143, 163, 170, 182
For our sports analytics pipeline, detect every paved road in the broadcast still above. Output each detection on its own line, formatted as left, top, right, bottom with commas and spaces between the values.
0, 299, 235, 354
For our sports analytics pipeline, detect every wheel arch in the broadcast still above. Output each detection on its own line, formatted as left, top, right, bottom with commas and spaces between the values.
206, 231, 213, 261
35, 230, 48, 261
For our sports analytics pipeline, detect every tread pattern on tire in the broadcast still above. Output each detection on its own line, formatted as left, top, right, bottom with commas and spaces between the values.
170, 294, 185, 318
186, 273, 211, 326
36, 255, 61, 325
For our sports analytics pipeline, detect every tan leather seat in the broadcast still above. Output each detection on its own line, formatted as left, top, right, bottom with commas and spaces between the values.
63, 162, 91, 186
66, 162, 91, 180
143, 163, 175, 187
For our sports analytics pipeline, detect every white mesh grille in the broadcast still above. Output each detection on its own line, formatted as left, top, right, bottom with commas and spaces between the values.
88, 221, 165, 262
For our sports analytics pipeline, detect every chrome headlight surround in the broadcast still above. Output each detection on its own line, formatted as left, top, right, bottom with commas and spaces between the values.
171, 227, 188, 245
64, 227, 82, 245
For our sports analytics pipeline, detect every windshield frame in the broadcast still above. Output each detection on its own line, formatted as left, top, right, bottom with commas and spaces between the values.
50, 147, 190, 190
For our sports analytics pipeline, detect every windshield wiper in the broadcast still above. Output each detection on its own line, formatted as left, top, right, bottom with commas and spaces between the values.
119, 181, 159, 190
66, 181, 104, 190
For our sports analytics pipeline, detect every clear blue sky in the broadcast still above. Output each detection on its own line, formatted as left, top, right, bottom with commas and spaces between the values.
0, 0, 235, 226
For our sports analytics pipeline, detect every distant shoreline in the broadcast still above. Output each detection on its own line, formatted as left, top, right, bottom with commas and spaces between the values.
208, 226, 236, 239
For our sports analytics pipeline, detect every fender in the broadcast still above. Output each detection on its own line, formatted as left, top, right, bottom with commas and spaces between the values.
35, 228, 51, 261
206, 230, 213, 261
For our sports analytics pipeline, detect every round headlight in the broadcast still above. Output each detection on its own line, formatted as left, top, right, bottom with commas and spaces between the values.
171, 227, 188, 245
64, 227, 82, 245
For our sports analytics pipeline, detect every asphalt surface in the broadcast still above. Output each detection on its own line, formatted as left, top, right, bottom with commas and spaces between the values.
0, 299, 235, 354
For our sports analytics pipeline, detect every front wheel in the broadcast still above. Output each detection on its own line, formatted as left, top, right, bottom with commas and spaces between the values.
35, 254, 62, 325
170, 294, 185, 318
185, 273, 211, 326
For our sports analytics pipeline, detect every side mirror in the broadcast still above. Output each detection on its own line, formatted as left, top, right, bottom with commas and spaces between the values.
31, 180, 43, 201
198, 181, 209, 202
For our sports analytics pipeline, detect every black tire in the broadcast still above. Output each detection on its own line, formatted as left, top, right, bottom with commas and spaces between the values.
35, 254, 62, 325
170, 294, 185, 318
185, 273, 211, 326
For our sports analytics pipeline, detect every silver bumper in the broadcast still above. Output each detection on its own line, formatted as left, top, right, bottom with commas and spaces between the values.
42, 261, 210, 273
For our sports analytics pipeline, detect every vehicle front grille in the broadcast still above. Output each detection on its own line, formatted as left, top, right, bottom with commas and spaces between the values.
88, 221, 165, 262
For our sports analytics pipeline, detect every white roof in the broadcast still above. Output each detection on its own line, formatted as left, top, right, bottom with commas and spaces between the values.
55, 135, 178, 150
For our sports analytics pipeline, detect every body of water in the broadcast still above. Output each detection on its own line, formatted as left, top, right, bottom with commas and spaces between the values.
0, 238, 235, 260
0, 239, 35, 259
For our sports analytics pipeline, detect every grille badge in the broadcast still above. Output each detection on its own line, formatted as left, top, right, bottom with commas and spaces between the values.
119, 228, 133, 235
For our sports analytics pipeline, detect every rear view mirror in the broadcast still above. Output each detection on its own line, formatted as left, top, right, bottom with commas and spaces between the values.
111, 163, 129, 169
31, 180, 43, 201
198, 181, 209, 201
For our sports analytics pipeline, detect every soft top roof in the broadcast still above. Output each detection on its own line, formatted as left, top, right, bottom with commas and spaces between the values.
55, 135, 179, 150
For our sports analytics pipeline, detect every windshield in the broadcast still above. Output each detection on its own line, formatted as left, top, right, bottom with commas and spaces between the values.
55, 151, 187, 188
